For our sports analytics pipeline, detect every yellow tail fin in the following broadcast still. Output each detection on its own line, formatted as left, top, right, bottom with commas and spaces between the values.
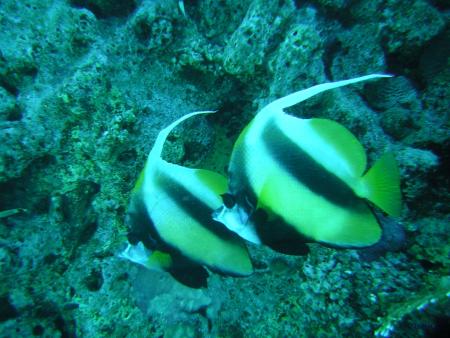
360, 153, 402, 216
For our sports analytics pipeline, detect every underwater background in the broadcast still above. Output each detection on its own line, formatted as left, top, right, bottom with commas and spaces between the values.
0, 0, 449, 337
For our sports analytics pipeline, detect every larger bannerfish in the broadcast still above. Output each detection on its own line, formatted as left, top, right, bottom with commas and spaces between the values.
121, 111, 253, 286
214, 75, 402, 253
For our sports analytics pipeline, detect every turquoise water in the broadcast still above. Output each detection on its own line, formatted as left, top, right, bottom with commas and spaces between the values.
0, 1, 448, 337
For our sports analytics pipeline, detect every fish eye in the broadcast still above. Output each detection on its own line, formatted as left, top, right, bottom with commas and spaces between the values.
221, 193, 236, 208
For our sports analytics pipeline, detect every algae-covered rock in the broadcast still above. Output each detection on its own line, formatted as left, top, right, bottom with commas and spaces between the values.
331, 24, 386, 79
363, 76, 422, 141
0, 87, 20, 121
0, 0, 448, 337
409, 217, 449, 267
311, 0, 349, 11
268, 17, 326, 97
223, 0, 293, 77
397, 147, 440, 212
196, 0, 252, 42
69, 0, 137, 18
381, 0, 445, 59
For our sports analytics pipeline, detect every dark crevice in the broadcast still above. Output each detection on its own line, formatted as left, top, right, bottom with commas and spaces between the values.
430, 0, 450, 11
427, 141, 450, 213
0, 79, 19, 96
0, 155, 57, 213
0, 295, 19, 322
77, 219, 98, 246
69, 0, 137, 19
6, 106, 22, 121
54, 315, 76, 338
418, 259, 443, 272
32, 324, 44, 336
323, 39, 341, 80
429, 316, 450, 338
84, 269, 103, 292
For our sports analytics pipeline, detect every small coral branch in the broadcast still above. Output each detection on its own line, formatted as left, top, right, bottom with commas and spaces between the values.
375, 277, 450, 337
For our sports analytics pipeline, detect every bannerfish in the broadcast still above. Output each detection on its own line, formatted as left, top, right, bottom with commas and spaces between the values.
120, 111, 253, 287
213, 75, 402, 254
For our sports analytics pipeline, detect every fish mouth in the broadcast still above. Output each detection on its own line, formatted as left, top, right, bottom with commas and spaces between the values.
212, 205, 261, 244
212, 205, 248, 228
211, 206, 224, 223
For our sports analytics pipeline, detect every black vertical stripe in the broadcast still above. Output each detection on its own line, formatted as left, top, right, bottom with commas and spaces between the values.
155, 170, 239, 240
261, 120, 363, 209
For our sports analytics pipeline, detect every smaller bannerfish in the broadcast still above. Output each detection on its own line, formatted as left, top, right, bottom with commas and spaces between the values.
121, 111, 253, 287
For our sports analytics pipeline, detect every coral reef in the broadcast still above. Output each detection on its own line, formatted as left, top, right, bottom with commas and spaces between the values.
0, 0, 448, 337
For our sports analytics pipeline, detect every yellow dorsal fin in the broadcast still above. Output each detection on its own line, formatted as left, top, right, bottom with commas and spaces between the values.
194, 169, 228, 196
308, 118, 367, 177
358, 153, 402, 216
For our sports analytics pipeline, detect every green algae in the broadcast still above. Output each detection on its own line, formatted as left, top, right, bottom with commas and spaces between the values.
0, 0, 448, 337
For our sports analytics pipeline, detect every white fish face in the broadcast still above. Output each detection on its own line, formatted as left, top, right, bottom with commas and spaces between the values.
213, 204, 261, 244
